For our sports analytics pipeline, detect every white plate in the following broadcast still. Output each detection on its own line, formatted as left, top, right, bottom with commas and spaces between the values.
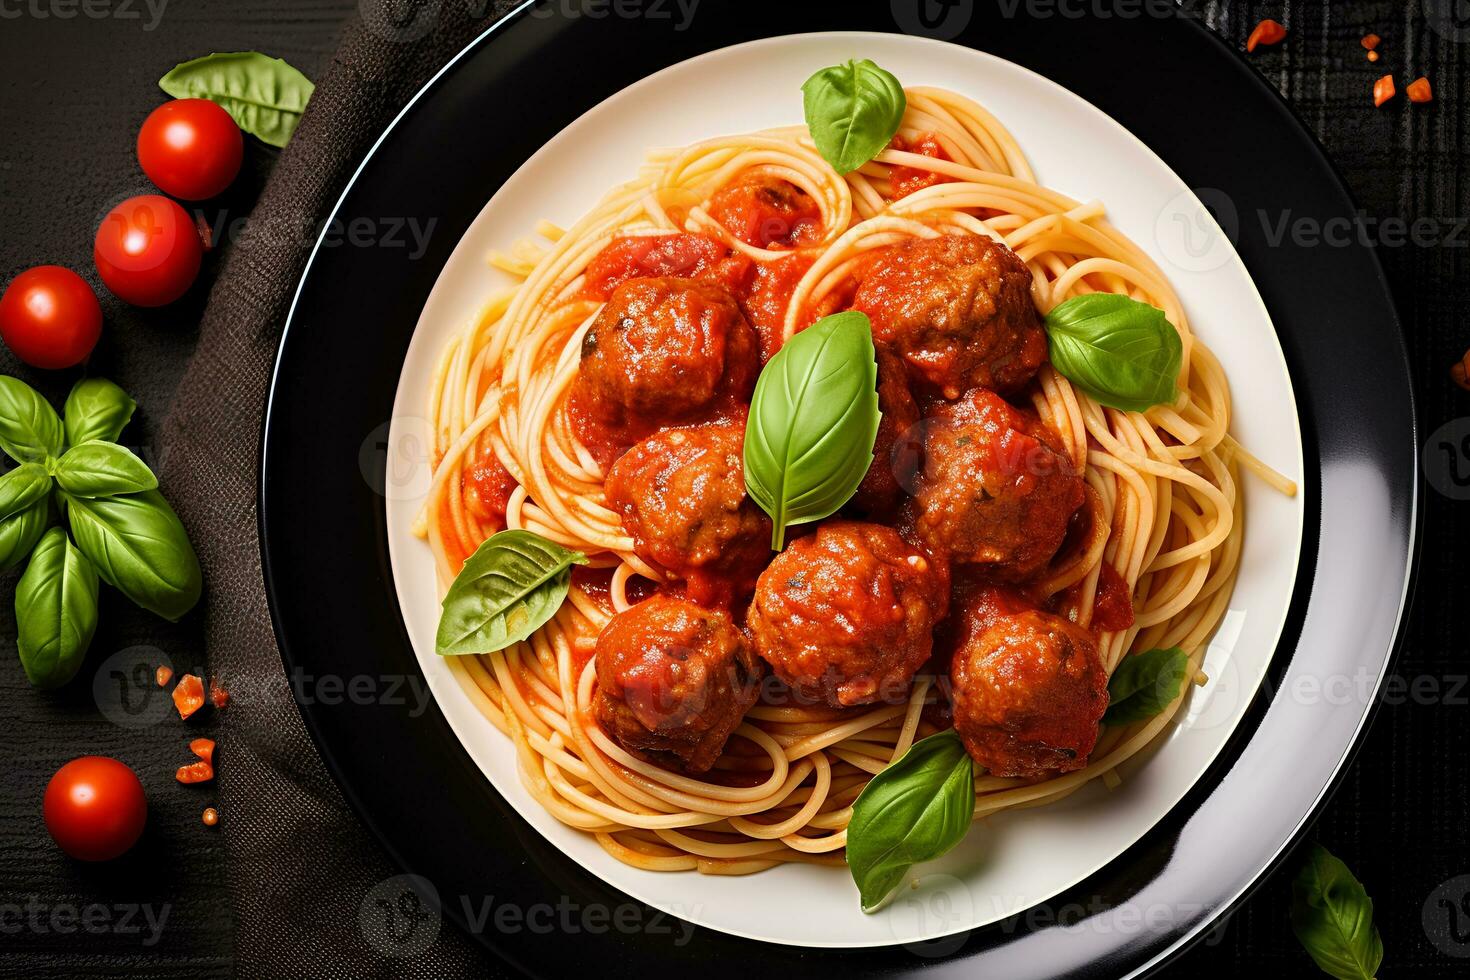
383, 31, 1305, 948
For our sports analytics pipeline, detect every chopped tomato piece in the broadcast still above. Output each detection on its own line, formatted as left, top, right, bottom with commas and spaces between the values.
202, 807, 219, 826
463, 445, 517, 527
1452, 351, 1470, 391
208, 677, 230, 710
172, 674, 205, 720
155, 665, 174, 688
189, 738, 216, 763
1368, 50, 1380, 63
1373, 75, 1397, 107
579, 233, 752, 300
1406, 77, 1433, 103
887, 133, 954, 201
176, 761, 214, 784
1246, 19, 1286, 52
1361, 33, 1380, 51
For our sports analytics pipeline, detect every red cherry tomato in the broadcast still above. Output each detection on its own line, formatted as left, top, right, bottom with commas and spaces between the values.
0, 266, 103, 369
137, 99, 243, 201
43, 756, 148, 862
93, 194, 203, 307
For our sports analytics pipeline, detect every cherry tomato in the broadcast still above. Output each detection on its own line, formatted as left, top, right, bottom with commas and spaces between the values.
43, 756, 148, 862
137, 99, 243, 201
93, 194, 202, 307
0, 266, 103, 369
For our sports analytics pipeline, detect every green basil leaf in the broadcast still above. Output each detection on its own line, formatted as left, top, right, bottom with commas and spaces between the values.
847, 729, 974, 913
0, 462, 52, 519
1289, 843, 1383, 980
1104, 646, 1190, 725
436, 529, 588, 656
55, 441, 158, 498
1044, 293, 1183, 412
65, 490, 202, 622
63, 378, 137, 447
802, 59, 907, 174
744, 310, 880, 550
0, 376, 64, 464
0, 497, 51, 572
15, 527, 99, 689
159, 51, 314, 148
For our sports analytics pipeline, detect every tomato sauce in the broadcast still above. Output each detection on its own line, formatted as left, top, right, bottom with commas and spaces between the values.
888, 133, 954, 201
705, 176, 824, 249
579, 233, 752, 301
463, 444, 516, 529
742, 253, 814, 361
1091, 563, 1136, 633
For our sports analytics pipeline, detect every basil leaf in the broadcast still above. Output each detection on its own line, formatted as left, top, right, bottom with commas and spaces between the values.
0, 498, 50, 573
64, 378, 137, 447
847, 729, 974, 913
65, 490, 202, 622
744, 311, 880, 550
0, 462, 52, 519
0, 376, 64, 464
802, 59, 907, 174
436, 529, 588, 656
55, 442, 158, 498
15, 527, 99, 689
159, 51, 314, 148
1104, 647, 1190, 725
1044, 294, 1183, 412
1290, 844, 1383, 980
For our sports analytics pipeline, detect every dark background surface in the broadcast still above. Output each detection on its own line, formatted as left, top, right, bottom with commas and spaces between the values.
0, 1, 1465, 977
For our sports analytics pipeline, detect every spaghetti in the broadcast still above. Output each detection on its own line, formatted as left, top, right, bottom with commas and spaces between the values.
412, 85, 1297, 875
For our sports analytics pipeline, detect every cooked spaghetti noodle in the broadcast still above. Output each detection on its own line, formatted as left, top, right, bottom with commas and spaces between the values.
412, 85, 1296, 875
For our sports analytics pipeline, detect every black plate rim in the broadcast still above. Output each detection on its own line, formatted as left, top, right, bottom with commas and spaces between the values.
259, 5, 1419, 976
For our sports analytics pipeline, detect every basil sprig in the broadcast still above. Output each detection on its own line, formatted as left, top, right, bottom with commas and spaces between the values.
16, 527, 99, 689
0, 375, 202, 687
846, 729, 975, 913
1289, 844, 1383, 979
1103, 647, 1190, 725
437, 529, 588, 656
159, 51, 315, 148
1044, 293, 1183, 412
744, 311, 881, 550
802, 59, 907, 174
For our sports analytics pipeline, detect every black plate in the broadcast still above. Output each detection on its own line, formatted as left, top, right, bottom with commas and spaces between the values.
260, 2, 1417, 976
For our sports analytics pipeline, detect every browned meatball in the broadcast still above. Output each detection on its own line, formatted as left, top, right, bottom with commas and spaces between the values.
595, 595, 763, 773
903, 388, 1084, 581
851, 234, 1045, 398
747, 521, 950, 708
947, 584, 1108, 777
604, 421, 771, 604
570, 276, 759, 453
846, 347, 921, 519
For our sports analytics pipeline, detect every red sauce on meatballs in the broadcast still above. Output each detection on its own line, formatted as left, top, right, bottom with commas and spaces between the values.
594, 595, 764, 773
851, 234, 1045, 398
747, 521, 950, 708
903, 388, 1085, 580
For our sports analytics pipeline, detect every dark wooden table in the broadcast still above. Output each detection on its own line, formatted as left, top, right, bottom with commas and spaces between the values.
0, 2, 1465, 976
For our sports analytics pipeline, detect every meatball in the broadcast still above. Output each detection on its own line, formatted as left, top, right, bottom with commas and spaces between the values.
846, 347, 921, 519
747, 521, 950, 708
595, 595, 763, 774
851, 234, 1045, 398
947, 584, 1108, 778
570, 276, 759, 449
903, 388, 1084, 581
604, 421, 772, 602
